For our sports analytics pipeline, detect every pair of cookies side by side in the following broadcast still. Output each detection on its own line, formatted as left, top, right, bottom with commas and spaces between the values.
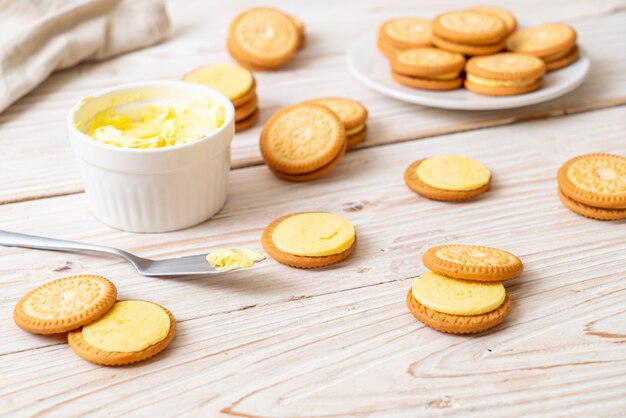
262, 212, 356, 269
407, 244, 523, 334
404, 154, 491, 201
228, 7, 304, 71
432, 11, 509, 56
260, 103, 347, 182
306, 97, 369, 148
506, 23, 579, 71
557, 153, 626, 221
464, 52, 546, 96
390, 47, 465, 91
377, 18, 432, 58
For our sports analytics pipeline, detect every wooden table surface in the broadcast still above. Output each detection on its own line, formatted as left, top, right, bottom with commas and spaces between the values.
1, 0, 625, 416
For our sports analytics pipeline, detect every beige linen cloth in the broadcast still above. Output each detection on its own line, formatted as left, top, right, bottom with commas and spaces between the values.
0, 0, 170, 114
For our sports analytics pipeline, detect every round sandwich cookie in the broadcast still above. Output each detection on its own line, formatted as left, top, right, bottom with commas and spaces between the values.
306, 98, 368, 130
406, 272, 511, 334
235, 108, 259, 132
465, 52, 546, 96
346, 124, 368, 149
432, 34, 505, 56
228, 8, 299, 70
68, 300, 176, 366
182, 64, 255, 106
391, 71, 464, 90
423, 244, 524, 281
379, 18, 433, 50
467, 6, 517, 34
262, 212, 356, 268
235, 95, 258, 122
268, 139, 347, 182
391, 47, 465, 78
377, 37, 402, 59
433, 11, 508, 46
289, 15, 305, 49
558, 188, 626, 221
14, 275, 117, 335
404, 155, 491, 201
544, 45, 579, 71
260, 103, 346, 176
506, 23, 577, 60
557, 153, 626, 209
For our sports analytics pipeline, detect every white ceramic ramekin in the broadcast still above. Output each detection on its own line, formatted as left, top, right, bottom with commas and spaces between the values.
68, 81, 235, 233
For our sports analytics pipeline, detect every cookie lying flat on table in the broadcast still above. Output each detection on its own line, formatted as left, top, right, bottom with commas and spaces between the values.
68, 300, 176, 366
465, 52, 546, 96
404, 155, 491, 201
506, 23, 578, 71
262, 212, 356, 268
260, 103, 346, 181
307, 98, 369, 149
378, 18, 432, 58
423, 244, 524, 281
14, 275, 117, 335
390, 47, 465, 90
406, 272, 511, 334
432, 11, 507, 56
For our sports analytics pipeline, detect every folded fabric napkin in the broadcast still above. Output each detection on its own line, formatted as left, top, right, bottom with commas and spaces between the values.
0, 0, 170, 114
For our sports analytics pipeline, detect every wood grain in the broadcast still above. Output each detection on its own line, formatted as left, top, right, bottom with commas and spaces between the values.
1, 107, 625, 416
1, 0, 626, 204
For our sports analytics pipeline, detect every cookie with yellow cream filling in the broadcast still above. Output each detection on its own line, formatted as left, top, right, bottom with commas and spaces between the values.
390, 47, 465, 90
432, 34, 505, 56
404, 156, 491, 201
391, 71, 464, 90
14, 275, 117, 335
506, 24, 577, 70
235, 94, 258, 122
268, 138, 347, 182
379, 18, 433, 50
68, 300, 176, 366
467, 6, 517, 35
182, 64, 255, 105
307, 97, 369, 149
545, 45, 580, 71
346, 124, 368, 149
465, 52, 545, 95
377, 37, 402, 59
236, 108, 259, 133
433, 11, 508, 46
262, 212, 356, 268
423, 244, 524, 281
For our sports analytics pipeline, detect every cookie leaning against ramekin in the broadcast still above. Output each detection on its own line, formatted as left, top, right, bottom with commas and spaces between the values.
557, 153, 626, 210
506, 23, 578, 71
307, 97, 368, 149
262, 212, 356, 269
465, 52, 546, 96
404, 155, 491, 201
68, 300, 176, 366
228, 7, 299, 70
406, 272, 511, 334
390, 47, 465, 90
260, 103, 346, 181
423, 244, 524, 282
14, 275, 117, 335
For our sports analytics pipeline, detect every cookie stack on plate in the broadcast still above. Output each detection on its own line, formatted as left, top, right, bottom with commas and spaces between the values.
407, 244, 523, 334
183, 63, 258, 132
227, 7, 304, 70
506, 23, 579, 71
557, 153, 626, 221
377, 18, 432, 58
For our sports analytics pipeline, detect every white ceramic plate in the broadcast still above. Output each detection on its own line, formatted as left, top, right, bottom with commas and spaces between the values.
346, 30, 590, 111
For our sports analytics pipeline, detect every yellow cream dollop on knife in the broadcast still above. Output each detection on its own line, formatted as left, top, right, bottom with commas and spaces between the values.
206, 248, 265, 272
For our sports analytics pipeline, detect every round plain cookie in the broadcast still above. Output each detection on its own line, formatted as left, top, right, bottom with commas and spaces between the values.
466, 52, 546, 81
423, 244, 524, 281
268, 139, 347, 182
306, 97, 368, 130
228, 8, 299, 69
432, 34, 505, 56
403, 160, 490, 201
182, 64, 254, 102
261, 213, 356, 268
406, 289, 510, 334
545, 45, 579, 71
14, 275, 117, 335
391, 71, 464, 90
557, 153, 626, 209
557, 188, 626, 221
467, 6, 517, 34
260, 103, 345, 175
68, 300, 176, 366
433, 11, 508, 45
235, 108, 259, 132
506, 23, 577, 58
235, 95, 258, 121
379, 18, 433, 49
391, 47, 465, 77
347, 124, 368, 149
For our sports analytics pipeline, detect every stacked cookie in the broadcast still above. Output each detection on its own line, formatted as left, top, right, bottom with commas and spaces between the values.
306, 97, 369, 148
507, 23, 578, 71
390, 47, 466, 91
183, 63, 258, 132
262, 212, 356, 268
404, 154, 491, 201
407, 245, 523, 334
228, 7, 304, 70
260, 103, 346, 181
465, 52, 546, 96
14, 275, 176, 366
377, 18, 432, 58
557, 153, 626, 221
432, 11, 509, 57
